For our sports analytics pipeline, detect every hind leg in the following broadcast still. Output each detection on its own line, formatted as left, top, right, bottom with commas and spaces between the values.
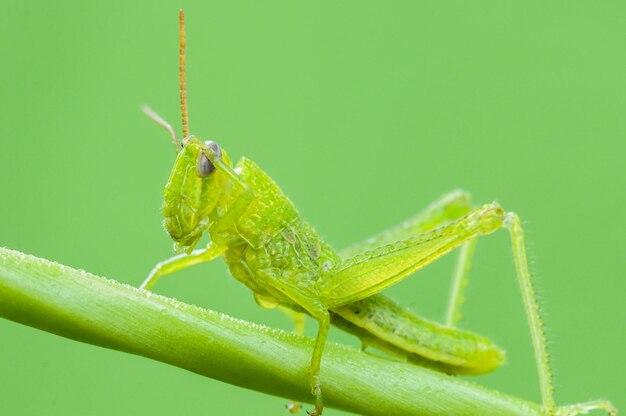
324, 204, 615, 415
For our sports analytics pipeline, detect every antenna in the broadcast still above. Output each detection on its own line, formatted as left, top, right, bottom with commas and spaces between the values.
142, 105, 181, 149
179, 10, 190, 138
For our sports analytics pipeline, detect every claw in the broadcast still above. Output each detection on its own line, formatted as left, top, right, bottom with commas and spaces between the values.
285, 401, 302, 414
555, 400, 618, 416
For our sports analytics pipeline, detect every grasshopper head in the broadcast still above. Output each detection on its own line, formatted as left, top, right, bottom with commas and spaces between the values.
162, 137, 232, 254
149, 11, 240, 254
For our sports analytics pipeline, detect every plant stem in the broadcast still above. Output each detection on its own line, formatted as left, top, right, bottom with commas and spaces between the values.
0, 247, 546, 416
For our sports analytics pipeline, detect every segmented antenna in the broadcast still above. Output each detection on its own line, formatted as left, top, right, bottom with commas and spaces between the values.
179, 10, 190, 138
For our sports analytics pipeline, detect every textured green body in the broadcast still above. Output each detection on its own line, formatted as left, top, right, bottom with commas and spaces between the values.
210, 156, 340, 312
163, 138, 504, 375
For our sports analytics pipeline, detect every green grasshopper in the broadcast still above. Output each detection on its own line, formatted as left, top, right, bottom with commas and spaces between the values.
140, 11, 617, 416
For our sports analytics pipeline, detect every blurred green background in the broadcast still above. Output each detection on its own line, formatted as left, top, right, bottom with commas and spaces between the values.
1, 2, 624, 415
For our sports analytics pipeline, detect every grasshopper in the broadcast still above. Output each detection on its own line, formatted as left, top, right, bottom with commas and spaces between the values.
140, 11, 617, 416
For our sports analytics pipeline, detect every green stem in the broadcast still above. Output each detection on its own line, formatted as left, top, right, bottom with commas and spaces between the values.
0, 247, 545, 416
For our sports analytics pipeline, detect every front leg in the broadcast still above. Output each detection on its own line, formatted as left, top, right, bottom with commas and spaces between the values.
140, 243, 226, 291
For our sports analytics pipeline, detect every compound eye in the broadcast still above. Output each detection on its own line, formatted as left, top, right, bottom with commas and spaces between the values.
196, 141, 222, 177
196, 152, 214, 176
205, 140, 222, 159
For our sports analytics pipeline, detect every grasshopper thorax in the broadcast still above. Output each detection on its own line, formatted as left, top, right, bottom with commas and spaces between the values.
162, 137, 233, 254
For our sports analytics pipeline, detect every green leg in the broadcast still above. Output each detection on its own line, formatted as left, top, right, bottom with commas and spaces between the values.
255, 269, 331, 415
279, 306, 307, 414
307, 311, 330, 416
279, 306, 306, 335
504, 213, 554, 411
340, 189, 478, 328
445, 238, 477, 327
556, 400, 618, 416
140, 243, 226, 291
322, 203, 505, 306
504, 214, 617, 416
323, 204, 614, 415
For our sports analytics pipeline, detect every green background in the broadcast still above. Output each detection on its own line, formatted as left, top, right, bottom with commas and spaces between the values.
1, 2, 624, 415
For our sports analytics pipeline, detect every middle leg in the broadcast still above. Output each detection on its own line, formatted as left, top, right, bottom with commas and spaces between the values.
279, 306, 307, 414
307, 310, 330, 416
